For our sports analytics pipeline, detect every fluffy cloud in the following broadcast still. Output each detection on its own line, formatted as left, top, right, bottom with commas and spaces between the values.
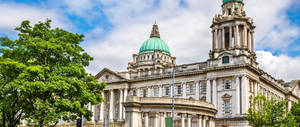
84, 0, 300, 82
257, 51, 300, 81
0, 3, 72, 33
245, 0, 300, 51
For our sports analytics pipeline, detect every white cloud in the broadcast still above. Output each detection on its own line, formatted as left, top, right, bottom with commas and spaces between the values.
0, 3, 72, 33
245, 0, 300, 51
81, 0, 300, 82
257, 51, 300, 81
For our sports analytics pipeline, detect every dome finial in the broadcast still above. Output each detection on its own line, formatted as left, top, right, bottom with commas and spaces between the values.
150, 22, 160, 38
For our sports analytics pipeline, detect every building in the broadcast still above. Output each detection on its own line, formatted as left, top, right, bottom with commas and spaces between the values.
88, 0, 300, 127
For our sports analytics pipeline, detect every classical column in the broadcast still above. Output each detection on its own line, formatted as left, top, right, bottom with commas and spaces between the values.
212, 30, 215, 50
251, 32, 254, 51
248, 30, 251, 51
155, 113, 160, 127
243, 25, 247, 48
159, 85, 163, 97
183, 82, 187, 99
100, 92, 105, 121
160, 112, 165, 127
203, 116, 207, 127
181, 114, 185, 127
123, 88, 128, 119
235, 76, 241, 115
148, 87, 151, 97
209, 117, 215, 127
222, 28, 225, 49
109, 90, 114, 121
212, 79, 217, 108
235, 25, 239, 48
206, 80, 211, 103
241, 76, 249, 114
187, 114, 191, 127
137, 88, 141, 97
144, 112, 149, 127
229, 26, 232, 48
119, 89, 123, 120
214, 29, 218, 50
196, 81, 200, 100
92, 105, 95, 122
288, 100, 292, 111
198, 115, 202, 127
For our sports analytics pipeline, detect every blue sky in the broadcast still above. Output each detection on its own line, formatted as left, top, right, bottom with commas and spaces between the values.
0, 0, 300, 81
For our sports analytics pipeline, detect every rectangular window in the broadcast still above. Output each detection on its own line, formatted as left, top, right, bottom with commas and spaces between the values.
143, 89, 147, 97
133, 90, 136, 96
222, 56, 230, 64
224, 80, 231, 90
224, 100, 230, 114
189, 84, 195, 94
177, 85, 182, 95
154, 87, 159, 97
165, 86, 170, 96
201, 83, 207, 93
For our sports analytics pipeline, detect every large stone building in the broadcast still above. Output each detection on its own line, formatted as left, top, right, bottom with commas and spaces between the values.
86, 0, 300, 127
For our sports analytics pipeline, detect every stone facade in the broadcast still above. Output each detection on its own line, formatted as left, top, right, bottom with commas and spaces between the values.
59, 0, 300, 127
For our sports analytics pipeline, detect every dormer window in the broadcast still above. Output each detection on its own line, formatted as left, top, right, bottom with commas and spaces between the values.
222, 56, 230, 64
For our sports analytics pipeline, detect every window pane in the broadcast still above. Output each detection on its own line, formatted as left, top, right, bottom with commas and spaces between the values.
225, 101, 230, 113
222, 56, 230, 64
165, 87, 170, 96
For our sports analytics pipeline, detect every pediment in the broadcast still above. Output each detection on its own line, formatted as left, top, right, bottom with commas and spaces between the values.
95, 68, 126, 82
291, 80, 300, 97
217, 51, 233, 59
222, 93, 232, 100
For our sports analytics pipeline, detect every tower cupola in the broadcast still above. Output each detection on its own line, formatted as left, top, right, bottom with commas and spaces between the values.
209, 0, 258, 68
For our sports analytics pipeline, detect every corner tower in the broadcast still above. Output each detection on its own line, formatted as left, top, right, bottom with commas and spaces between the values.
209, 0, 257, 67
128, 23, 176, 74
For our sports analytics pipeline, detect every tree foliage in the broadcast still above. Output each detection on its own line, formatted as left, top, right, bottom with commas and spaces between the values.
247, 94, 297, 127
0, 19, 106, 127
291, 100, 300, 126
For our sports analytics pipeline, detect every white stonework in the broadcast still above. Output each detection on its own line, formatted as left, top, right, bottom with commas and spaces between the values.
80, 1, 300, 127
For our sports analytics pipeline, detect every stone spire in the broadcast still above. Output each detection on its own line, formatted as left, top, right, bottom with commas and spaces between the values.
150, 22, 160, 38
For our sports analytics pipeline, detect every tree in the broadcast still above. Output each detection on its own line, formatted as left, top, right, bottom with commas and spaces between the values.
0, 19, 106, 127
291, 100, 300, 126
248, 94, 297, 127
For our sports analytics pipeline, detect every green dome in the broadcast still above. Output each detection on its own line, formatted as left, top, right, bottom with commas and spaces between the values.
139, 37, 170, 55
223, 0, 243, 3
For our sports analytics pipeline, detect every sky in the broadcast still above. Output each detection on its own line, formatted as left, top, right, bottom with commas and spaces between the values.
0, 0, 300, 81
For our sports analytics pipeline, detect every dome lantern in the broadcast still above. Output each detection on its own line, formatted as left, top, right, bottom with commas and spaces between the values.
138, 22, 171, 55
223, 0, 243, 4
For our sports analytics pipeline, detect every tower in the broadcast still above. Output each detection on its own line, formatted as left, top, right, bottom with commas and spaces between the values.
127, 23, 176, 75
209, 0, 257, 68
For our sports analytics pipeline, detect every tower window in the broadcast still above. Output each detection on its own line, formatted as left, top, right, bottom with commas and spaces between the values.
225, 27, 230, 49
222, 56, 230, 64
228, 8, 231, 15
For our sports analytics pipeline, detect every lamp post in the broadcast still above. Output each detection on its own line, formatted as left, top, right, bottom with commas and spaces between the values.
171, 66, 175, 127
